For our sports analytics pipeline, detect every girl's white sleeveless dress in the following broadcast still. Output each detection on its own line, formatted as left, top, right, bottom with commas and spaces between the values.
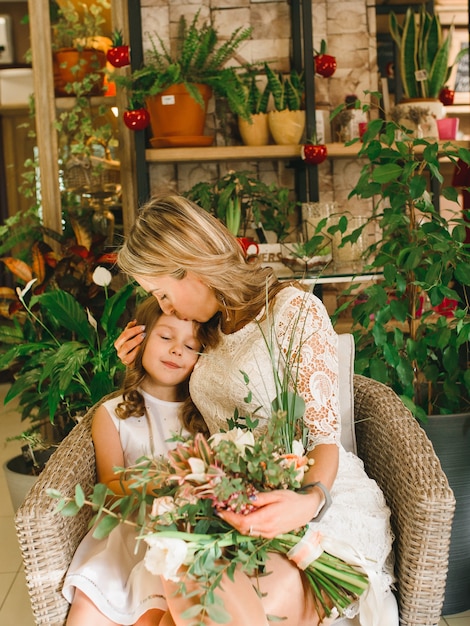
62, 390, 186, 624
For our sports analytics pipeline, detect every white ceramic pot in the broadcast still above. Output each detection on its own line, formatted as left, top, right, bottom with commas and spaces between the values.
393, 98, 445, 139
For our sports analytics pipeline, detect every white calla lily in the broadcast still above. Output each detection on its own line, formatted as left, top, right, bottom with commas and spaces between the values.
92, 266, 112, 287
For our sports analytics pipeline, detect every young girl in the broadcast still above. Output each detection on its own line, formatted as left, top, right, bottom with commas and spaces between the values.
62, 296, 211, 626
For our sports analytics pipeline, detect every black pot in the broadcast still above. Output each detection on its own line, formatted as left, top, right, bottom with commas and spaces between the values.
423, 412, 470, 615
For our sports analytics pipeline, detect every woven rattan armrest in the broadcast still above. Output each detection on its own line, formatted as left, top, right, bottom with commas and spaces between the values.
14, 403, 100, 626
353, 374, 456, 626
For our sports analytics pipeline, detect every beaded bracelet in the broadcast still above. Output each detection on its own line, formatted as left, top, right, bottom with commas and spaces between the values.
299, 481, 332, 522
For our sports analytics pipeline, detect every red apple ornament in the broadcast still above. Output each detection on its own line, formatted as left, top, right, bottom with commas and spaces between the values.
123, 107, 150, 131
301, 143, 328, 165
314, 40, 337, 78
106, 30, 130, 68
439, 87, 455, 106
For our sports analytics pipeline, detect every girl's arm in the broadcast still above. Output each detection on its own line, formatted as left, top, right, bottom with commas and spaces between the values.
92, 405, 139, 495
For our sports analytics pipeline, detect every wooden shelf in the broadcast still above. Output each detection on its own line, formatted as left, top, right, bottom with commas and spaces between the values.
145, 139, 470, 164
55, 95, 117, 110
145, 142, 360, 163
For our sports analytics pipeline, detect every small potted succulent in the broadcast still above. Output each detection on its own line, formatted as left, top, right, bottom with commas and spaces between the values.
183, 170, 296, 242
389, 6, 468, 132
237, 69, 271, 146
264, 63, 305, 145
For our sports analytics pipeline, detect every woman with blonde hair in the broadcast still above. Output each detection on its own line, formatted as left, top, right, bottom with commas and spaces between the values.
115, 194, 398, 626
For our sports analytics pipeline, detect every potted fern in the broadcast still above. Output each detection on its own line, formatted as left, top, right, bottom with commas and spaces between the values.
113, 10, 251, 147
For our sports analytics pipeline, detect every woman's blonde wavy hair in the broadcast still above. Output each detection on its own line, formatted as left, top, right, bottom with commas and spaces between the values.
115, 296, 209, 437
117, 194, 286, 329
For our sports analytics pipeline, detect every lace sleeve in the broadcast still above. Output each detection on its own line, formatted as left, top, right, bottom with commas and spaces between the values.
276, 290, 340, 450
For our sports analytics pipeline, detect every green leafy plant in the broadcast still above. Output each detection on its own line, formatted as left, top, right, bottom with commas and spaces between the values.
0, 211, 140, 453
389, 6, 468, 99
184, 170, 296, 241
114, 11, 252, 118
331, 95, 470, 419
237, 69, 270, 119
0, 276, 137, 446
51, 0, 110, 50
264, 63, 304, 111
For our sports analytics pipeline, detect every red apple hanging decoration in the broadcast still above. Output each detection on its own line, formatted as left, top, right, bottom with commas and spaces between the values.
123, 106, 150, 131
301, 137, 328, 165
439, 86, 455, 106
314, 40, 337, 78
106, 30, 130, 68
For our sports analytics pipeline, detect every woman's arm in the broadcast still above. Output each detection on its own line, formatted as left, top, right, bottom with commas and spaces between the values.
221, 292, 341, 538
114, 320, 146, 366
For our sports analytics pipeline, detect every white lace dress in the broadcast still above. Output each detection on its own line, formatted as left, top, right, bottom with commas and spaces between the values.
62, 391, 187, 624
189, 286, 397, 625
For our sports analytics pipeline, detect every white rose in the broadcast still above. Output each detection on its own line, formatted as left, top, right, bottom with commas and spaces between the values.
210, 428, 255, 452
92, 266, 112, 287
143, 535, 188, 581
151, 496, 177, 518
292, 439, 305, 458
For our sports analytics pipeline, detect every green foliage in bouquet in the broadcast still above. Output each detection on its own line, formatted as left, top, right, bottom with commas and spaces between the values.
51, 412, 368, 625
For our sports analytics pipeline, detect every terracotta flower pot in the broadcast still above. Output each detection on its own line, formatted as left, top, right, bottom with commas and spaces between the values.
268, 109, 305, 145
145, 83, 213, 142
238, 113, 270, 146
53, 48, 106, 97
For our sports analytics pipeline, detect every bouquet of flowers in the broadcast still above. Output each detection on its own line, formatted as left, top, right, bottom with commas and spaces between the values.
51, 407, 369, 625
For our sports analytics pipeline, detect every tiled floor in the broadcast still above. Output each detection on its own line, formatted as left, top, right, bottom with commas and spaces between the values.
0, 381, 469, 625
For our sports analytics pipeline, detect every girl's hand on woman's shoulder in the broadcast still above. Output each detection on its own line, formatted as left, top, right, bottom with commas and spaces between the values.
114, 320, 146, 366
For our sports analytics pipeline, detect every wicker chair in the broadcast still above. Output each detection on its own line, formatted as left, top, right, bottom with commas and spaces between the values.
15, 375, 455, 626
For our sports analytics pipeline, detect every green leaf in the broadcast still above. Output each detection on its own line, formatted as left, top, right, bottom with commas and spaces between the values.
75, 484, 85, 507
371, 163, 403, 184
455, 262, 470, 286
92, 515, 120, 539
35, 290, 94, 345
60, 501, 81, 517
